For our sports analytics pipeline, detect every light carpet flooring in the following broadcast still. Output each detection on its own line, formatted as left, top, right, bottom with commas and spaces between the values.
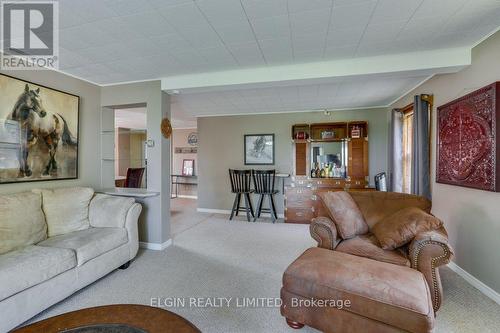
27, 200, 500, 333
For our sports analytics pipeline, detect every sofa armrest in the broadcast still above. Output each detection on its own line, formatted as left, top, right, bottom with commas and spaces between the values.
309, 216, 340, 250
409, 227, 454, 312
89, 194, 142, 260
125, 203, 142, 260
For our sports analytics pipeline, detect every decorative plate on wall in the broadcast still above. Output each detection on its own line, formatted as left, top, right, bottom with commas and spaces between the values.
187, 132, 198, 146
436, 82, 500, 192
161, 118, 172, 138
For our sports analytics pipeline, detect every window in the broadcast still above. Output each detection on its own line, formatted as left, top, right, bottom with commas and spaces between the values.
401, 104, 414, 194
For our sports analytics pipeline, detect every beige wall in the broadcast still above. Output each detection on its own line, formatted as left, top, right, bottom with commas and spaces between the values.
0, 70, 101, 193
392, 31, 500, 293
101, 81, 171, 245
172, 128, 197, 197
198, 108, 390, 213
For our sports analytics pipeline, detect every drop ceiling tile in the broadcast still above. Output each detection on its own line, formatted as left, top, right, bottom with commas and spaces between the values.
371, 0, 423, 21
91, 18, 145, 41
323, 44, 357, 59
292, 33, 326, 53
250, 15, 291, 40
241, 0, 288, 19
159, 2, 208, 29
196, 0, 247, 23
412, 0, 467, 20
121, 11, 177, 37
330, 1, 377, 29
67, 63, 115, 78
102, 0, 155, 16
149, 34, 194, 53
147, 0, 194, 10
289, 9, 331, 36
198, 47, 237, 64
227, 42, 265, 65
167, 50, 207, 65
214, 23, 257, 45
58, 48, 93, 69
59, 0, 118, 23
293, 50, 324, 63
326, 26, 365, 46
59, 24, 116, 50
362, 20, 408, 43
287, 0, 333, 13
259, 37, 293, 64
333, 0, 377, 6
178, 26, 224, 48
59, 10, 88, 29
77, 44, 128, 63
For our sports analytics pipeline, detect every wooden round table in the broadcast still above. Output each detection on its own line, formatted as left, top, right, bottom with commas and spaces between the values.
13, 304, 201, 333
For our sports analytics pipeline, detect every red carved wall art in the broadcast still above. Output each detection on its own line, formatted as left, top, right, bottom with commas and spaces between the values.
437, 82, 500, 192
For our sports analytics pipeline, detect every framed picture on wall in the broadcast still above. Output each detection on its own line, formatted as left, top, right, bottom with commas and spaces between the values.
182, 159, 195, 176
0, 73, 79, 183
244, 134, 275, 165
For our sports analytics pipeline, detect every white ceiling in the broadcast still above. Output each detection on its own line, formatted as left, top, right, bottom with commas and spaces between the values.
3, 0, 499, 127
171, 73, 428, 121
44, 0, 500, 85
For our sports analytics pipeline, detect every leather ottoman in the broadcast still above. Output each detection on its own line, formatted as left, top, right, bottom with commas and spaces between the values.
280, 248, 435, 333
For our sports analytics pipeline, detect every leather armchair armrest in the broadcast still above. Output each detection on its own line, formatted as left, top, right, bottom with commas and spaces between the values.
309, 216, 340, 250
409, 227, 454, 312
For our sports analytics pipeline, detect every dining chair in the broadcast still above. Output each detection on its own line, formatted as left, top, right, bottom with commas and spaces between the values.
124, 167, 145, 188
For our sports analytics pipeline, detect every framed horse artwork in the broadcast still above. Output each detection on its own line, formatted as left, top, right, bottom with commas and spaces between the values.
0, 74, 79, 183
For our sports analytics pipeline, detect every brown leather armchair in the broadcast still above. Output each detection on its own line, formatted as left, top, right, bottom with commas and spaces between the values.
309, 191, 454, 312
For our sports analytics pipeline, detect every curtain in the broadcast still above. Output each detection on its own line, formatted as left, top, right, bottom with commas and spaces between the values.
389, 109, 403, 192
411, 95, 431, 199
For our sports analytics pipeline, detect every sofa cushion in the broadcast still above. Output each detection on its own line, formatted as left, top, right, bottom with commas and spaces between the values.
372, 207, 443, 250
34, 187, 94, 237
38, 227, 128, 266
349, 191, 432, 229
283, 248, 434, 333
89, 194, 135, 228
0, 245, 76, 301
0, 192, 47, 255
336, 234, 410, 267
319, 191, 368, 239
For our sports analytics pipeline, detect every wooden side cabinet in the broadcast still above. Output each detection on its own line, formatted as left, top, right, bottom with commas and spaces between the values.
284, 178, 374, 224
347, 138, 369, 181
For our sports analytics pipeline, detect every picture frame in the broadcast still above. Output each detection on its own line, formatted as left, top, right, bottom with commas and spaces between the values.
436, 81, 500, 192
244, 134, 275, 165
0, 73, 80, 184
182, 159, 195, 176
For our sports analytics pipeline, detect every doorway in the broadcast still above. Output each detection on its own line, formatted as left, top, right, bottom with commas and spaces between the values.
170, 127, 201, 236
114, 107, 147, 188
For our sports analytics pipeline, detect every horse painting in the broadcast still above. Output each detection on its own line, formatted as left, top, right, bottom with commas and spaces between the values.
6, 84, 77, 178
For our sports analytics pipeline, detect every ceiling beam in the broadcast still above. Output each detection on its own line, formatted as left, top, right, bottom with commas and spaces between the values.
161, 47, 471, 93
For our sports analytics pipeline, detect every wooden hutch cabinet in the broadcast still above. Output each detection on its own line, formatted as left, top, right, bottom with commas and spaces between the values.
285, 121, 373, 224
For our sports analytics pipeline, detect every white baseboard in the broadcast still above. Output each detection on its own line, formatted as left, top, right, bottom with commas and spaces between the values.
139, 239, 172, 251
197, 207, 284, 219
447, 261, 500, 305
177, 195, 198, 199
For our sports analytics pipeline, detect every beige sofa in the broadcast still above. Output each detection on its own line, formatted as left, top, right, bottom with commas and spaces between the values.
0, 187, 142, 332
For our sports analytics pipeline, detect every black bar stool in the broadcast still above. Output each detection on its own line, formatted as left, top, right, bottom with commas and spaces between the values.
228, 169, 254, 222
252, 169, 278, 223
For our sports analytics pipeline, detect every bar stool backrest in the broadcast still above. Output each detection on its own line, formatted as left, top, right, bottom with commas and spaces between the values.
229, 169, 252, 193
252, 169, 276, 194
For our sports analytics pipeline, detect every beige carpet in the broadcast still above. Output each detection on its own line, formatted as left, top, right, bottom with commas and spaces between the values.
27, 204, 500, 333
